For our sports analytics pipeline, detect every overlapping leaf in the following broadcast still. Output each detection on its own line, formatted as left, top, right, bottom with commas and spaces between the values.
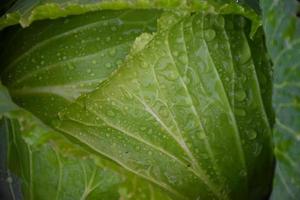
0, 0, 184, 29
57, 12, 273, 200
2, 110, 173, 200
261, 0, 300, 199
0, 0, 260, 34
0, 9, 161, 123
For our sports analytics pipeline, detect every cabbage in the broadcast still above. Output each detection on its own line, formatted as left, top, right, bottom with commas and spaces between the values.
0, 0, 296, 199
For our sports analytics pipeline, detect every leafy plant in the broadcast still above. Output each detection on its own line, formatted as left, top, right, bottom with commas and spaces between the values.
0, 0, 298, 199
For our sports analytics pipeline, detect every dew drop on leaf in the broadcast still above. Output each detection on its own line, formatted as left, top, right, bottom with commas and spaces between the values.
140, 127, 146, 131
166, 71, 178, 81
246, 130, 257, 140
68, 64, 74, 70
239, 170, 247, 177
204, 29, 216, 41
235, 90, 247, 101
107, 110, 115, 117
140, 62, 148, 69
105, 63, 112, 68
183, 76, 190, 84
235, 108, 246, 116
252, 143, 262, 156
109, 49, 116, 56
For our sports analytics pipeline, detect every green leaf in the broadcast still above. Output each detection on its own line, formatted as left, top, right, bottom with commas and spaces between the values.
0, 0, 261, 35
0, 0, 185, 30
0, 82, 18, 114
0, 9, 161, 124
57, 12, 273, 200
260, 0, 300, 199
3, 110, 173, 200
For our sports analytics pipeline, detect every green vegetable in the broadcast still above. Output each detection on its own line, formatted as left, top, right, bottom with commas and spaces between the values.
261, 0, 300, 199
1, 110, 172, 200
0, 9, 162, 123
0, 0, 298, 199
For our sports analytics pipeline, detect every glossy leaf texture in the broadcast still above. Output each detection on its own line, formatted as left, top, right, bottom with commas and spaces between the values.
0, 9, 161, 124
0, 0, 261, 33
0, 0, 184, 29
2, 110, 173, 200
57, 12, 274, 200
261, 0, 300, 199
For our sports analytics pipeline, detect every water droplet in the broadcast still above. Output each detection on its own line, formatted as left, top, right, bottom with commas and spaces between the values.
204, 29, 216, 42
246, 130, 257, 140
107, 110, 115, 117
253, 143, 262, 156
173, 51, 179, 57
176, 38, 183, 44
68, 64, 74, 70
166, 71, 178, 81
240, 74, 247, 83
183, 76, 190, 84
64, 19, 69, 24
109, 49, 116, 56
235, 108, 246, 116
164, 173, 177, 184
239, 170, 247, 177
140, 62, 148, 69
235, 90, 247, 101
105, 63, 112, 68
159, 107, 169, 117
198, 133, 205, 140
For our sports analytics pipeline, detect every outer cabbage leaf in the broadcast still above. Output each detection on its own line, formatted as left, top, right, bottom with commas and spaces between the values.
0, 117, 22, 200
0, 0, 260, 34
0, 82, 18, 114
2, 110, 173, 200
0, 9, 161, 124
261, 0, 300, 199
57, 12, 273, 200
0, 0, 185, 30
